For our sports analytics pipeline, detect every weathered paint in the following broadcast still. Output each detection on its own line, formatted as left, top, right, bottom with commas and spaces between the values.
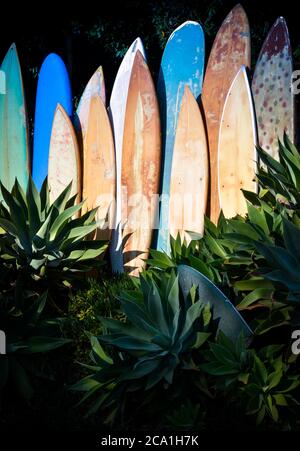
0, 43, 29, 193
82, 95, 115, 240
33, 53, 72, 190
156, 21, 205, 254
218, 67, 257, 218
75, 66, 106, 146
202, 5, 250, 224
48, 104, 81, 203
169, 86, 208, 242
252, 17, 294, 160
122, 51, 161, 276
109, 38, 146, 273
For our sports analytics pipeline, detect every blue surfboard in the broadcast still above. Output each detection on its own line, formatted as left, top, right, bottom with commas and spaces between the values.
32, 53, 72, 190
156, 21, 205, 254
178, 265, 253, 342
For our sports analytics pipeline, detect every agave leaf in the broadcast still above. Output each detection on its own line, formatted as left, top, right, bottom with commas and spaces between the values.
40, 177, 49, 213
52, 182, 73, 213
0, 182, 30, 252
180, 301, 203, 342
256, 241, 299, 278
0, 218, 18, 236
283, 219, 300, 263
49, 201, 85, 240
26, 177, 42, 238
247, 203, 269, 236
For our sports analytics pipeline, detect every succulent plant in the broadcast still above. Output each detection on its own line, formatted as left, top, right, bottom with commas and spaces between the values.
0, 177, 107, 282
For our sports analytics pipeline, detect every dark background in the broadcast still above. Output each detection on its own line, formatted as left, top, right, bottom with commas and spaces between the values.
0, 0, 299, 134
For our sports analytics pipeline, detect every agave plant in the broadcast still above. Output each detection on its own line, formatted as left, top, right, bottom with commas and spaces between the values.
252, 133, 300, 215
0, 177, 107, 282
255, 218, 300, 303
71, 271, 212, 416
201, 333, 300, 425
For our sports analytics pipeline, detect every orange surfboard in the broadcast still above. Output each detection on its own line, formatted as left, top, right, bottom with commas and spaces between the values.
122, 51, 161, 276
218, 67, 257, 218
48, 104, 81, 203
169, 86, 209, 243
202, 4, 251, 223
83, 95, 116, 240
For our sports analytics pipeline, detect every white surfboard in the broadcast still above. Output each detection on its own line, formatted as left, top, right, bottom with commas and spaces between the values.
109, 37, 146, 273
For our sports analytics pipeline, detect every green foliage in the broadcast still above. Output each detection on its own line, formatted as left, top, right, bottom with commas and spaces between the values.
201, 334, 300, 426
71, 271, 212, 418
0, 178, 107, 284
65, 274, 133, 363
0, 286, 71, 400
255, 219, 300, 302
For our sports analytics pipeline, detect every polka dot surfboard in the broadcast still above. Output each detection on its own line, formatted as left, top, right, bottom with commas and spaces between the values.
252, 17, 294, 160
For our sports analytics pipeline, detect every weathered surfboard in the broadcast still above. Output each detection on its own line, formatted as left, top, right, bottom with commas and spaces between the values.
178, 265, 253, 342
218, 67, 257, 218
0, 43, 29, 193
48, 104, 81, 203
252, 17, 294, 160
82, 95, 115, 240
109, 37, 146, 273
122, 51, 161, 276
169, 86, 209, 243
33, 53, 72, 191
202, 5, 251, 224
156, 21, 205, 254
75, 65, 106, 145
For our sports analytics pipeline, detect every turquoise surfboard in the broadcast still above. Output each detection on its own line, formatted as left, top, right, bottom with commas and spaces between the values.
178, 265, 253, 342
156, 21, 205, 254
33, 53, 72, 190
0, 43, 29, 193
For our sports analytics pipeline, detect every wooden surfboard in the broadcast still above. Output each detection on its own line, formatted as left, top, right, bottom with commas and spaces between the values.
218, 67, 257, 219
156, 21, 205, 254
122, 51, 161, 276
109, 37, 146, 273
48, 104, 81, 203
202, 5, 251, 224
75, 65, 106, 145
169, 86, 209, 243
0, 43, 29, 193
82, 95, 115, 241
252, 17, 294, 160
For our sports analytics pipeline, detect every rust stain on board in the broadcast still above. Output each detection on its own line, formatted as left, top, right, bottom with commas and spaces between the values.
202, 4, 251, 224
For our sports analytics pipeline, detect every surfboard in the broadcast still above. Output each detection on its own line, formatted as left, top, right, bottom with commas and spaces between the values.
202, 5, 251, 224
109, 37, 146, 273
218, 66, 257, 218
178, 265, 253, 342
0, 43, 29, 193
75, 65, 106, 146
252, 17, 294, 160
48, 104, 81, 204
121, 51, 161, 276
156, 21, 205, 254
169, 86, 209, 243
82, 95, 115, 241
33, 53, 72, 191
